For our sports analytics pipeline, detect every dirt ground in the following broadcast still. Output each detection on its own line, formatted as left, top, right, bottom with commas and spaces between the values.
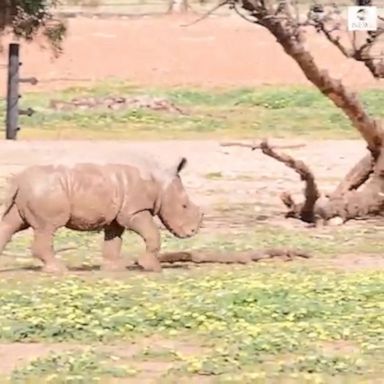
0, 138, 380, 275
0, 15, 381, 92
0, 14, 379, 224
0, 14, 379, 218
0, 138, 368, 213
0, 14, 383, 379
0, 336, 207, 380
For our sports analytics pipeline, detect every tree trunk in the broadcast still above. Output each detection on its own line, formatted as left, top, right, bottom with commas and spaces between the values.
234, 0, 384, 224
254, 12, 384, 158
259, 141, 384, 224
167, 0, 189, 13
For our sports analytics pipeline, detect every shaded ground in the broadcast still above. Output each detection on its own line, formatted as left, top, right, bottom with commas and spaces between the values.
0, 15, 381, 93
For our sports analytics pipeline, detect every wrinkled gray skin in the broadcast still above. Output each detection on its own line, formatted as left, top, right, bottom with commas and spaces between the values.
0, 157, 203, 274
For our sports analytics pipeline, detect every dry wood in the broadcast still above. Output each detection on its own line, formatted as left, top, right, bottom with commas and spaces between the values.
1, 248, 312, 268
305, 3, 384, 79
260, 24, 383, 156
260, 140, 320, 222
330, 153, 374, 198
49, 95, 186, 114
220, 141, 306, 150
154, 248, 312, 264
217, 0, 384, 224
177, 0, 384, 224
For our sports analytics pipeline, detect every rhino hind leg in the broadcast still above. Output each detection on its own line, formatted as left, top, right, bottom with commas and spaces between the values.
119, 210, 162, 272
0, 205, 29, 255
31, 229, 67, 275
100, 222, 126, 272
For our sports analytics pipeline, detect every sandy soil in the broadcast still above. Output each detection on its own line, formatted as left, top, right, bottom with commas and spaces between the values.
0, 15, 378, 224
0, 15, 381, 92
0, 14, 379, 228
0, 138, 369, 221
0, 336, 207, 379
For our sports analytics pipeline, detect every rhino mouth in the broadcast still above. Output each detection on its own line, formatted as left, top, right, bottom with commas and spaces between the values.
159, 217, 195, 239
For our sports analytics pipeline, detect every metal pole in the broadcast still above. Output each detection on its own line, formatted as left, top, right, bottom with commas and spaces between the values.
5, 43, 20, 140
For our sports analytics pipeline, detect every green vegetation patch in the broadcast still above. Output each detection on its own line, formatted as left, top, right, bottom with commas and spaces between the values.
2, 221, 384, 273
3, 82, 382, 139
10, 349, 137, 383
0, 218, 382, 382
0, 267, 382, 382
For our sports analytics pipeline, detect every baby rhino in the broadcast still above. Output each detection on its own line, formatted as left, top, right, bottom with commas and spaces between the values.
0, 157, 203, 274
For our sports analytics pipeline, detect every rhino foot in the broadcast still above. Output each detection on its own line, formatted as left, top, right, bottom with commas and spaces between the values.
41, 261, 68, 275
137, 254, 162, 273
100, 260, 127, 272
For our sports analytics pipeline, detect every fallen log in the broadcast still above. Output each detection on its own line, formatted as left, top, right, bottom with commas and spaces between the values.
220, 141, 306, 150
127, 248, 312, 267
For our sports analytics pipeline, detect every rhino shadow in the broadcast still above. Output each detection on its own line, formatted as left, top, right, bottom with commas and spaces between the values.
0, 263, 190, 274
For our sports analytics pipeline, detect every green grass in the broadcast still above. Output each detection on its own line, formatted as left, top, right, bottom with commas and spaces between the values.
0, 261, 383, 382
2, 221, 384, 271
5, 82, 383, 140
0, 216, 383, 382
0, 80, 383, 382
10, 349, 137, 383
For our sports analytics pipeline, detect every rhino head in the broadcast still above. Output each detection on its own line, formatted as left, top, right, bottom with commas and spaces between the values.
157, 157, 203, 238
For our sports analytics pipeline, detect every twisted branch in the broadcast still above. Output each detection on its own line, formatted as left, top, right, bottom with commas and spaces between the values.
260, 140, 320, 222
296, 1, 384, 78
331, 153, 374, 198
220, 141, 306, 149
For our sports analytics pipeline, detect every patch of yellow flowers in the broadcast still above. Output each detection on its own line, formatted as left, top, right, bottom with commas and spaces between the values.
0, 267, 382, 381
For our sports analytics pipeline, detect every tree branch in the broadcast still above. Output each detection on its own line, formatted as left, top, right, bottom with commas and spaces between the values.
235, 0, 384, 157
330, 153, 374, 198
220, 141, 306, 149
153, 249, 312, 264
305, 2, 384, 79
260, 139, 320, 222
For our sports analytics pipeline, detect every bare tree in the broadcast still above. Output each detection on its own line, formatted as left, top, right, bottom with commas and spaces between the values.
217, 0, 384, 225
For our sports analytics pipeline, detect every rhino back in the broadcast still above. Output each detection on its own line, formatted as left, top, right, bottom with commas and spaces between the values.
63, 164, 125, 228
13, 163, 162, 231
65, 163, 163, 229
12, 164, 122, 230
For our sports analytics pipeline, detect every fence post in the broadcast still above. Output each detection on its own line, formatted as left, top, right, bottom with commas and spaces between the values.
5, 43, 38, 140
5, 43, 20, 140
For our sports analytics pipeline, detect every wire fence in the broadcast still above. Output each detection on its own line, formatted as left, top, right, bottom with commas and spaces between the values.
50, 0, 377, 20
52, 1, 232, 18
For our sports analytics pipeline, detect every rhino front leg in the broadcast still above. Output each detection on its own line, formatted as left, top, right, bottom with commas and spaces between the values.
124, 211, 162, 272
101, 222, 126, 272
31, 229, 67, 274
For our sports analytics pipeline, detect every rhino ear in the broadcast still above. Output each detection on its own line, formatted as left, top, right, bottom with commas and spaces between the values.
173, 157, 188, 175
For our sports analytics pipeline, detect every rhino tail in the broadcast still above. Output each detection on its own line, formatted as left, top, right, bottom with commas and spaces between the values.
1, 177, 19, 219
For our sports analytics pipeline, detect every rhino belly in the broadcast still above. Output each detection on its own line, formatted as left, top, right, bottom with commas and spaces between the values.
66, 198, 120, 231
65, 171, 122, 231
